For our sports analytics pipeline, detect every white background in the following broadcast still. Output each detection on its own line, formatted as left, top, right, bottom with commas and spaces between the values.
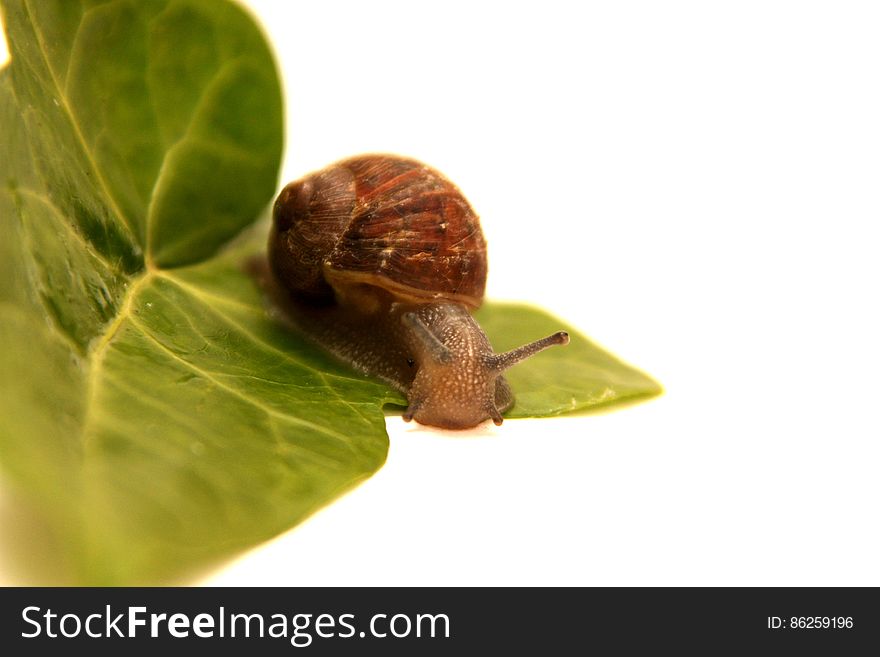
2, 1, 879, 586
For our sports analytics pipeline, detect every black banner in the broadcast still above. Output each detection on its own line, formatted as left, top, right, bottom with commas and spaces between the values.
1, 587, 876, 654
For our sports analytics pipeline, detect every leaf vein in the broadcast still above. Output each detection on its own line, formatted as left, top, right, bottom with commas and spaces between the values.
156, 273, 379, 426
127, 313, 360, 449
22, 0, 142, 251
16, 187, 125, 275
144, 56, 249, 259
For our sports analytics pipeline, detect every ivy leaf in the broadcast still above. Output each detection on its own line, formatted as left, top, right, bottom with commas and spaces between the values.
0, 0, 659, 584
475, 304, 661, 418
0, 0, 394, 584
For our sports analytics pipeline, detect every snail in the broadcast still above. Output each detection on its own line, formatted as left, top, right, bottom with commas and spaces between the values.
266, 154, 569, 430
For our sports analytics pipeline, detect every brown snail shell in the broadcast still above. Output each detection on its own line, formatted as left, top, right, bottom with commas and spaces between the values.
269, 155, 487, 309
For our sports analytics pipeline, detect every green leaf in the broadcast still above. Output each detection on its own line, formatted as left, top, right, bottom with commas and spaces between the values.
1, 0, 281, 269
0, 0, 394, 584
0, 0, 659, 584
475, 304, 662, 417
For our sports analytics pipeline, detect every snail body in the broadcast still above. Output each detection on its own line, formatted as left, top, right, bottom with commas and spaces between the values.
268, 155, 568, 429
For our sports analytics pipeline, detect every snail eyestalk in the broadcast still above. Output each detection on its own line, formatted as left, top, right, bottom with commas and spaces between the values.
486, 331, 570, 372
402, 405, 418, 423
402, 312, 453, 364
488, 405, 504, 426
